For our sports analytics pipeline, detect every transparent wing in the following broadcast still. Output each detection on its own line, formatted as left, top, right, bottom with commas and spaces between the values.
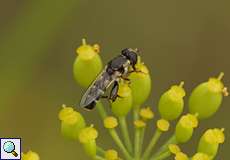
80, 66, 115, 108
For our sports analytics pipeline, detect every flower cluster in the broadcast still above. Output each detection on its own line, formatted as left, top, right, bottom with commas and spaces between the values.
59, 39, 228, 160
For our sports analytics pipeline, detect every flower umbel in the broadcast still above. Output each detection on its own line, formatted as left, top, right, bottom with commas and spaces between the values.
59, 39, 227, 160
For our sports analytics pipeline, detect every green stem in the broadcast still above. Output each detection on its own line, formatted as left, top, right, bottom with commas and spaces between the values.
134, 128, 141, 159
96, 102, 132, 160
109, 129, 133, 160
96, 101, 107, 118
119, 116, 133, 154
95, 155, 106, 160
96, 146, 106, 156
133, 107, 141, 160
142, 129, 162, 160
139, 127, 145, 157
133, 107, 140, 121
151, 151, 171, 160
150, 134, 177, 159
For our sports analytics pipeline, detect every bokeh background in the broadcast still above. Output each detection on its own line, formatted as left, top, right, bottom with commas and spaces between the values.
0, 0, 229, 159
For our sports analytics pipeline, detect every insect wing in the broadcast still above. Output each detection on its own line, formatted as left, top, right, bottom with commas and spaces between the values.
80, 67, 113, 108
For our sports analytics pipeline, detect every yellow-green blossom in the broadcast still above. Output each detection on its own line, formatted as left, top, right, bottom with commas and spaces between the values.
175, 114, 198, 143
22, 151, 39, 160
79, 125, 98, 143
175, 152, 189, 160
192, 153, 210, 160
111, 81, 132, 117
157, 119, 170, 132
105, 149, 119, 160
158, 82, 185, 120
140, 107, 154, 120
134, 119, 146, 128
129, 56, 151, 107
189, 72, 228, 119
169, 144, 181, 154
59, 105, 85, 140
198, 128, 225, 158
73, 38, 103, 87
104, 116, 118, 129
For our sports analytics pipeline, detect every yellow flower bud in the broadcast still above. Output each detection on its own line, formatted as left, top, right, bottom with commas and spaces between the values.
198, 128, 225, 158
59, 105, 86, 140
158, 82, 185, 120
179, 114, 198, 129
22, 151, 39, 160
73, 38, 103, 87
157, 119, 170, 132
58, 105, 78, 125
105, 149, 118, 160
192, 153, 210, 160
76, 38, 98, 60
203, 128, 225, 144
83, 140, 97, 158
189, 72, 227, 119
175, 114, 198, 143
104, 116, 118, 129
134, 119, 146, 128
169, 144, 181, 154
140, 107, 154, 120
129, 56, 151, 107
111, 82, 132, 117
78, 125, 98, 143
175, 152, 189, 160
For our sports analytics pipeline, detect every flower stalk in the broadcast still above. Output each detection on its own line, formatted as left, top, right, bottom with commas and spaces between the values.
119, 116, 133, 153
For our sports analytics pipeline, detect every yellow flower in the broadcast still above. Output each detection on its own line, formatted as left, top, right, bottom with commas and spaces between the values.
192, 153, 210, 160
129, 56, 151, 107
157, 119, 170, 132
203, 128, 225, 144
104, 117, 118, 129
58, 105, 79, 125
207, 73, 224, 94
169, 144, 181, 154
105, 149, 118, 160
134, 119, 146, 128
140, 107, 154, 120
22, 151, 39, 160
175, 152, 189, 160
179, 114, 198, 129
78, 125, 98, 143
76, 38, 99, 60
73, 38, 103, 87
117, 81, 132, 98
168, 82, 186, 101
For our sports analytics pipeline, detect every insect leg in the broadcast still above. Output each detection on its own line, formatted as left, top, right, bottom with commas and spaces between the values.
120, 76, 131, 85
101, 95, 109, 99
128, 69, 147, 74
109, 81, 119, 102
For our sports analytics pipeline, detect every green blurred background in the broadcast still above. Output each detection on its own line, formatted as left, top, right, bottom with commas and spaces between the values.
0, 0, 229, 159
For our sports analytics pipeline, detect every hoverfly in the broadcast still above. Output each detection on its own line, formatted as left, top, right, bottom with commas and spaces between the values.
79, 48, 138, 110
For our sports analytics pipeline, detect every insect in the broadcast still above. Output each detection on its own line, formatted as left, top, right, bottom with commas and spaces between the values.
79, 48, 138, 110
